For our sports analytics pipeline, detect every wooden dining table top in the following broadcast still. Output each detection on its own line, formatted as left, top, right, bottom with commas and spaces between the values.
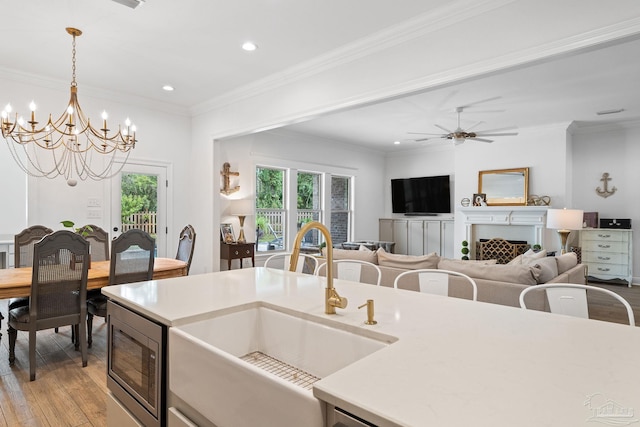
0, 257, 188, 299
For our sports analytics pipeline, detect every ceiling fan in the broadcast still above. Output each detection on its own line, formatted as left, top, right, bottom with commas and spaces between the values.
408, 105, 518, 145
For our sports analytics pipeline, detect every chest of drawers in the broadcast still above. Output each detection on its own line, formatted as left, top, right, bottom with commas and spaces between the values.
580, 229, 632, 286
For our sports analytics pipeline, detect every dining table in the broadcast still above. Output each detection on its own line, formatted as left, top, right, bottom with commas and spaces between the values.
0, 257, 188, 299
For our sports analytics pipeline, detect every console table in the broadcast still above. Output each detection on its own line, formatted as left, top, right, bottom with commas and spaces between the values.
220, 242, 255, 270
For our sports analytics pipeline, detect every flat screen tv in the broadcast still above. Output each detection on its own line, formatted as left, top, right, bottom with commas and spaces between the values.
391, 175, 451, 215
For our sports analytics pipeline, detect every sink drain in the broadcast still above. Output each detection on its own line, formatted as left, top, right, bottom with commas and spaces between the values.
240, 351, 320, 390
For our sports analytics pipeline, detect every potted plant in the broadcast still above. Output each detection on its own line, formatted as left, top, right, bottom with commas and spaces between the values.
461, 240, 470, 260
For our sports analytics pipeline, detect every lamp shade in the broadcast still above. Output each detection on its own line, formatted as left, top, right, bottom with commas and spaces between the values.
230, 199, 254, 216
546, 208, 583, 230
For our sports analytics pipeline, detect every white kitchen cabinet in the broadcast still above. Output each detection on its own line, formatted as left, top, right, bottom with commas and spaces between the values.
580, 229, 632, 286
379, 218, 453, 257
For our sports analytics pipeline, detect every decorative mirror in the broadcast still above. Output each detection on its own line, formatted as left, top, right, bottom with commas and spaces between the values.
478, 167, 529, 206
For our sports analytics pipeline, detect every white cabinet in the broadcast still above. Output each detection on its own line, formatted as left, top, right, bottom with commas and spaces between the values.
379, 218, 454, 257
580, 229, 632, 287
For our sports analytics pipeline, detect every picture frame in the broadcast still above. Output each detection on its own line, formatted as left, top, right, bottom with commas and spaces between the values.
220, 223, 235, 243
583, 212, 599, 228
473, 193, 487, 207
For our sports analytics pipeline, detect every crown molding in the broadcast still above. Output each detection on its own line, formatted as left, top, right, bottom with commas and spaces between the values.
0, 66, 190, 117
195, 12, 640, 140
191, 0, 515, 115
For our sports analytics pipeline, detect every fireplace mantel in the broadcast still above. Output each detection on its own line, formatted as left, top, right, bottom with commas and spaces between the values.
459, 206, 549, 250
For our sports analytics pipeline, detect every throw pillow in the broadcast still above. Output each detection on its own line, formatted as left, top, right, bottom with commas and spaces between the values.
438, 259, 541, 285
325, 247, 378, 264
359, 245, 372, 252
522, 248, 546, 264
376, 247, 439, 269
555, 252, 578, 274
533, 257, 559, 283
507, 254, 523, 265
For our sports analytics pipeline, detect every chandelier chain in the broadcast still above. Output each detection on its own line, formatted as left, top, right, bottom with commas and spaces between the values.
71, 33, 77, 87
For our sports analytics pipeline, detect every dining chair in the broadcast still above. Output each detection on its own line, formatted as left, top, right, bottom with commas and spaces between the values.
519, 283, 635, 326
264, 252, 318, 274
81, 224, 110, 261
9, 225, 54, 312
315, 259, 382, 286
175, 224, 196, 274
393, 269, 478, 301
7, 230, 90, 381
86, 229, 155, 347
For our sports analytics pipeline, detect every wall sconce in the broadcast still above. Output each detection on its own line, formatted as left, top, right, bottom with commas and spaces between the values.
546, 208, 583, 254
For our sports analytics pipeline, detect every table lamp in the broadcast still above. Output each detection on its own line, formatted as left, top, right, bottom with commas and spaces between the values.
546, 208, 583, 254
231, 199, 253, 244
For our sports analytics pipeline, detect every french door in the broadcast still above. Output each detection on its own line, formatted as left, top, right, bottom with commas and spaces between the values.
110, 162, 168, 257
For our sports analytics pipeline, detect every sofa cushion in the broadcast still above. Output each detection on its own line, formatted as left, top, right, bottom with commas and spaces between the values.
376, 248, 439, 269
555, 252, 578, 274
326, 247, 378, 264
533, 257, 559, 283
438, 259, 541, 285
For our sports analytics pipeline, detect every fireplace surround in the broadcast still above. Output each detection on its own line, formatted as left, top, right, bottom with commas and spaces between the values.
459, 206, 549, 259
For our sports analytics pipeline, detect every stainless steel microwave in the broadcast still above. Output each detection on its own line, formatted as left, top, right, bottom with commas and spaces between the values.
107, 300, 166, 427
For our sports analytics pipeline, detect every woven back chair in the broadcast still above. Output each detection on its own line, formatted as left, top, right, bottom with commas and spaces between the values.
7, 230, 90, 381
81, 224, 110, 262
9, 225, 54, 312
86, 229, 155, 347
175, 224, 196, 274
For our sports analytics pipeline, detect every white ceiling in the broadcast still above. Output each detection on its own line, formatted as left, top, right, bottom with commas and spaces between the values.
2, 1, 639, 151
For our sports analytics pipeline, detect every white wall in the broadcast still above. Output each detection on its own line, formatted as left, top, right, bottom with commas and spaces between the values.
572, 122, 640, 282
214, 129, 386, 268
0, 77, 192, 264
383, 123, 572, 254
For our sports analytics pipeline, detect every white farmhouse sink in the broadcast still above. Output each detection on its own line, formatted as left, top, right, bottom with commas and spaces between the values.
169, 303, 395, 427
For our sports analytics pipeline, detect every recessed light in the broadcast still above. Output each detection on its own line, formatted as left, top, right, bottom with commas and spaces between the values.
596, 108, 624, 115
394, 141, 401, 145
162, 85, 174, 92
242, 41, 257, 51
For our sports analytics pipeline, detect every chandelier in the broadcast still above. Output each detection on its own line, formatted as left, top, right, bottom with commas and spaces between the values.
1, 28, 137, 186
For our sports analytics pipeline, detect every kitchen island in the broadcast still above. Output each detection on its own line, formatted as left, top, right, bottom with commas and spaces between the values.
103, 267, 640, 427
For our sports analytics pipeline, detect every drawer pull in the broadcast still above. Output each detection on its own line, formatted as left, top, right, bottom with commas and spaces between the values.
597, 244, 611, 249
234, 250, 239, 255
245, 250, 250, 254
597, 234, 611, 238
597, 256, 611, 261
597, 267, 611, 272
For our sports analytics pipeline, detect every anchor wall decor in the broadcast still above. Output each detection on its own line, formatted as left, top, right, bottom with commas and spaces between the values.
596, 172, 617, 198
220, 162, 240, 195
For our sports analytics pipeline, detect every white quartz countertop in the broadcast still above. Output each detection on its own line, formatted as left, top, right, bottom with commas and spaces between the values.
103, 267, 640, 427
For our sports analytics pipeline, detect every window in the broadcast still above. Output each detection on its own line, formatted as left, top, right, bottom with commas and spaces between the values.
255, 165, 353, 253
330, 176, 351, 245
297, 172, 322, 248
256, 167, 285, 251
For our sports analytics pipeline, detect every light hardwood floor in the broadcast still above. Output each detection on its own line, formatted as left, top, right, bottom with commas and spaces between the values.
0, 283, 638, 426
0, 299, 108, 427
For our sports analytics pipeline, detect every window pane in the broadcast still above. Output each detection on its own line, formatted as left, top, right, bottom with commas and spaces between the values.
297, 172, 321, 210
256, 167, 285, 252
331, 176, 349, 210
331, 176, 351, 245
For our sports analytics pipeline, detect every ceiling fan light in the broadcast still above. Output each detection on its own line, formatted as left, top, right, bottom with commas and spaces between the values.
453, 136, 465, 145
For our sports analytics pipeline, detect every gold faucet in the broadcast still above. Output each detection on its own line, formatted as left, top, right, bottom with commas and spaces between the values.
289, 221, 348, 314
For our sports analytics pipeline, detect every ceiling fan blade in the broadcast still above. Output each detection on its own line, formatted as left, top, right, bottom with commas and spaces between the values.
475, 132, 519, 137
407, 131, 444, 136
474, 126, 518, 133
458, 96, 502, 109
465, 120, 485, 131
434, 123, 453, 133
470, 137, 494, 143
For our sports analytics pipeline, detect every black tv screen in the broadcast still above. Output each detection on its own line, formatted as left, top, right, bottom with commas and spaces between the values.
391, 175, 451, 214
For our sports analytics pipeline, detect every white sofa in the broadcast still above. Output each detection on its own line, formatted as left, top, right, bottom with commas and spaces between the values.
324, 247, 587, 311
